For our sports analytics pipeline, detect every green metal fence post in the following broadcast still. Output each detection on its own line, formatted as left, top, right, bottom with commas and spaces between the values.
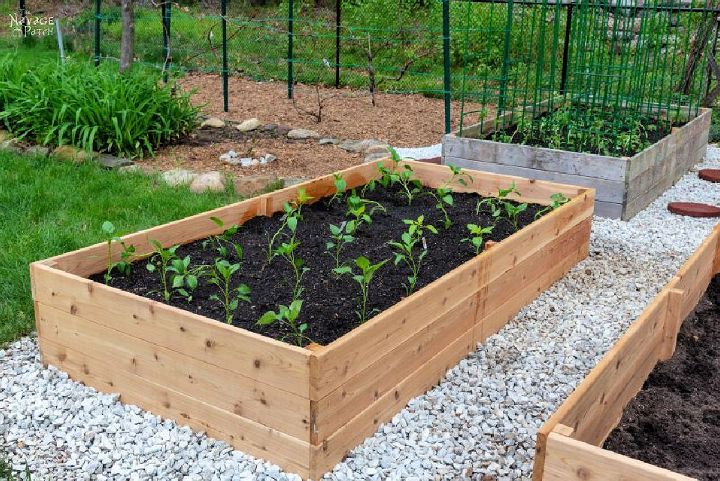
19, 0, 28, 38
288, 0, 294, 99
94, 0, 101, 66
335, 0, 341, 88
498, 0, 515, 114
559, 4, 573, 95
222, 0, 229, 112
443, 0, 451, 134
162, 1, 172, 83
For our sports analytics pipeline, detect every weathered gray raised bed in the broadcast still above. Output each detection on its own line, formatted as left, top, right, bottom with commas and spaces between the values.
442, 107, 711, 219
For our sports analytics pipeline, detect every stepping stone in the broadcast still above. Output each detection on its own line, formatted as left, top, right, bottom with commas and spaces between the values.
699, 169, 720, 183
667, 202, 720, 218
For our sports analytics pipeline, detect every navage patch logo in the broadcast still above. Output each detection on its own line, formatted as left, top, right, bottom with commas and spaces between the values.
9, 12, 54, 37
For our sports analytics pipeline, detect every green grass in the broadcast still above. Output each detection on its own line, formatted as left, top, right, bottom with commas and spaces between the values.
0, 150, 240, 346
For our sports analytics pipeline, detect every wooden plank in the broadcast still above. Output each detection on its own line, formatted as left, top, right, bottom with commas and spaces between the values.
544, 432, 695, 481
36, 302, 311, 439
310, 325, 476, 479
444, 156, 625, 204
311, 190, 593, 399
443, 135, 627, 182
39, 338, 312, 478
594, 201, 623, 219
660, 289, 685, 361
31, 263, 312, 398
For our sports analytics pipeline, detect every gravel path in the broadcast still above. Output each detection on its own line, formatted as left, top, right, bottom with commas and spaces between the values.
3, 147, 720, 480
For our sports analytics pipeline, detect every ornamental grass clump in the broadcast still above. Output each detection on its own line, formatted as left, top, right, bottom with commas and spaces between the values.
0, 54, 198, 157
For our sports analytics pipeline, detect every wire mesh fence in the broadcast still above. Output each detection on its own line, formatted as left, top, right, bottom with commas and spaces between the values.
457, 0, 720, 155
6, 0, 718, 140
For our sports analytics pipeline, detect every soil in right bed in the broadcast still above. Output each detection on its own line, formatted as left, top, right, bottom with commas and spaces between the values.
603, 275, 720, 480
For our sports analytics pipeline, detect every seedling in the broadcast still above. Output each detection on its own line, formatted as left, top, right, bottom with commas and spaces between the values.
380, 147, 424, 205
167, 255, 204, 301
205, 217, 242, 260
267, 188, 313, 263
207, 259, 251, 324
504, 201, 528, 231
334, 256, 389, 324
328, 173, 347, 206
535, 193, 570, 219
146, 240, 180, 302
423, 165, 473, 229
461, 224, 494, 255
101, 221, 136, 284
476, 182, 528, 231
326, 220, 356, 271
387, 215, 438, 296
257, 299, 309, 347
271, 211, 308, 301
345, 190, 386, 229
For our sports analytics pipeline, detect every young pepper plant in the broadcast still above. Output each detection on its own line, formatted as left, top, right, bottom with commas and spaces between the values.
334, 256, 388, 324
461, 224, 494, 255
101, 221, 136, 284
382, 147, 424, 205
424, 165, 474, 229
535, 193, 570, 219
326, 220, 356, 271
167, 255, 204, 302
267, 188, 313, 264
146, 240, 180, 302
257, 299, 309, 347
205, 216, 241, 260
206, 259, 251, 324
328, 173, 347, 206
387, 215, 438, 296
345, 190, 386, 230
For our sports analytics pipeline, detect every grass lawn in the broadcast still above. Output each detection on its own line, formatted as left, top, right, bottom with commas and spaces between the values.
0, 150, 240, 346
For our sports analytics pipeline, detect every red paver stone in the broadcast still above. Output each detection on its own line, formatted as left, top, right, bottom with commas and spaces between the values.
667, 202, 720, 217
699, 169, 720, 183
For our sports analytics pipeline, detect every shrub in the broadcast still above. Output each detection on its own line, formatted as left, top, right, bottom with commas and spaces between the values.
0, 55, 198, 157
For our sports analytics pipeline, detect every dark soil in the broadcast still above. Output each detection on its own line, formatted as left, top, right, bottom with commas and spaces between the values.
604, 276, 720, 480
92, 183, 546, 347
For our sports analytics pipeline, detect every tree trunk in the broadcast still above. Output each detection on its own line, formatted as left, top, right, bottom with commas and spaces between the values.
120, 0, 135, 73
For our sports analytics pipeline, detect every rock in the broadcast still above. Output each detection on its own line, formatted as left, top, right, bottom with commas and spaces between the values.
667, 201, 720, 218
287, 128, 320, 140
282, 177, 308, 187
319, 138, 339, 145
237, 118, 262, 132
259, 153, 277, 165
364, 152, 389, 163
234, 175, 278, 197
260, 124, 278, 133
200, 117, 226, 129
364, 143, 391, 155
275, 125, 292, 137
25, 145, 50, 157
240, 158, 259, 168
338, 139, 387, 154
220, 150, 239, 164
52, 145, 96, 163
162, 169, 197, 187
0, 139, 24, 154
98, 154, 134, 170
118, 165, 141, 175
190, 171, 226, 193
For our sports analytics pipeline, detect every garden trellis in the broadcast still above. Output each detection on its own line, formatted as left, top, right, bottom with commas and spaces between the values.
457, 0, 720, 139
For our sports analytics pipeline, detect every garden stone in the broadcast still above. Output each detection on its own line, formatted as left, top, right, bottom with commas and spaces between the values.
52, 145, 96, 163
287, 128, 320, 140
338, 139, 386, 154
162, 169, 197, 187
240, 158, 258, 168
25, 145, 50, 157
364, 143, 391, 155
364, 152, 389, 163
237, 118, 262, 132
0, 139, 24, 154
260, 123, 278, 133
275, 125, 292, 137
190, 172, 226, 193
220, 150, 239, 164
259, 153, 277, 165
98, 154, 134, 170
319, 137, 339, 145
200, 117, 226, 129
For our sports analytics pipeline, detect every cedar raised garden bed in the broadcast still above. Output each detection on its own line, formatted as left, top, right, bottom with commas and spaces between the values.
534, 224, 720, 481
30, 159, 594, 480
443, 104, 711, 220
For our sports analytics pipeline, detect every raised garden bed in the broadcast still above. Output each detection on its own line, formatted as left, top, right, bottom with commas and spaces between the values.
534, 224, 720, 481
443, 105, 711, 220
30, 159, 594, 479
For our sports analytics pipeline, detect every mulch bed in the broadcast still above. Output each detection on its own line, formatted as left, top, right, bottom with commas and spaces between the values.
604, 275, 720, 480
93, 182, 543, 346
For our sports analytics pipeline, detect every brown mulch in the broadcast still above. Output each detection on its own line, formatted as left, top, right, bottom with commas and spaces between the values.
142, 73, 483, 180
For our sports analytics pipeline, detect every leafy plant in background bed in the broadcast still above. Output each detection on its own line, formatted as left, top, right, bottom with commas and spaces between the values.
101, 221, 136, 284
388, 215, 438, 296
257, 299, 309, 347
0, 54, 198, 158
535, 193, 570, 219
424, 165, 473, 229
345, 190, 386, 230
207, 259, 251, 324
146, 241, 180, 302
334, 256, 389, 324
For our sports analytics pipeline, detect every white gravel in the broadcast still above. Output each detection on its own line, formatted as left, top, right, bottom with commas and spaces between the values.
395, 144, 442, 160
3, 147, 720, 480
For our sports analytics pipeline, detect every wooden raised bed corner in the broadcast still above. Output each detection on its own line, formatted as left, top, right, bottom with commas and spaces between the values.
533, 224, 720, 481
30, 160, 594, 480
